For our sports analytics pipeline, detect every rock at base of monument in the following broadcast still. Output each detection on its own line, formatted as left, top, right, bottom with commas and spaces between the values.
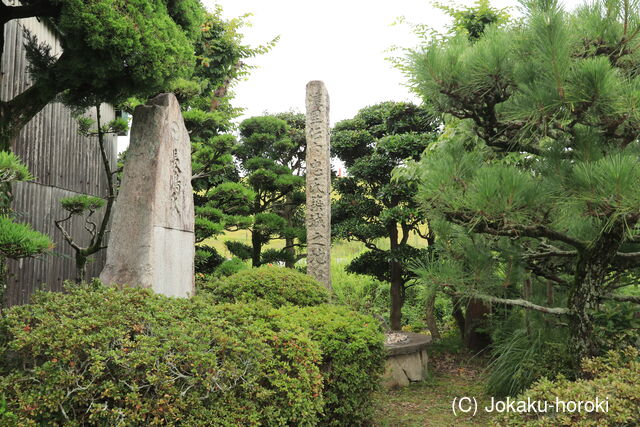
99, 93, 195, 298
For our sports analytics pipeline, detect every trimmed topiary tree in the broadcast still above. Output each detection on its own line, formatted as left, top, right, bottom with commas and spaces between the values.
200, 266, 330, 307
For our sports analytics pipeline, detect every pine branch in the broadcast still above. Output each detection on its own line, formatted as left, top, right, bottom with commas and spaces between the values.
524, 248, 578, 259
525, 262, 569, 286
472, 293, 570, 315
443, 210, 586, 250
602, 294, 640, 304
54, 216, 81, 252
615, 251, 640, 260
612, 251, 640, 268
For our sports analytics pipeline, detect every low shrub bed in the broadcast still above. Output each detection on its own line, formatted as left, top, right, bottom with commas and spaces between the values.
497, 346, 640, 426
0, 283, 323, 426
200, 265, 330, 307
1, 271, 385, 425
278, 304, 386, 426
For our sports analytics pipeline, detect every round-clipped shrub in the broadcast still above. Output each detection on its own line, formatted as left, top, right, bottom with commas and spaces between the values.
497, 346, 640, 426
201, 266, 330, 307
214, 257, 248, 278
0, 283, 323, 425
277, 304, 386, 426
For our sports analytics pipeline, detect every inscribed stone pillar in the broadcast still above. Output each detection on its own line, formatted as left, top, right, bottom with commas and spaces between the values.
305, 81, 332, 291
100, 93, 195, 297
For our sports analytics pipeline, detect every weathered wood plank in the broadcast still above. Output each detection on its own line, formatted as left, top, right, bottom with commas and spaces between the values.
2, 18, 117, 306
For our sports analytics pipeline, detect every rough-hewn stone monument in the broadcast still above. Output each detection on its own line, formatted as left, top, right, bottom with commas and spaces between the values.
100, 93, 195, 297
305, 81, 332, 291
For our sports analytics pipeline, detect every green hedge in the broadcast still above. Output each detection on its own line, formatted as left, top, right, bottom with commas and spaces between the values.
498, 347, 640, 426
200, 266, 330, 307
0, 284, 323, 426
1, 277, 385, 425
278, 304, 386, 426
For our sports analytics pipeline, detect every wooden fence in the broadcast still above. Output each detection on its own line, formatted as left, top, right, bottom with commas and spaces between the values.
1, 15, 117, 306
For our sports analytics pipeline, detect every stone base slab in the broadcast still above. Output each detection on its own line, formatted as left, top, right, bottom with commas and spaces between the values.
382, 349, 429, 389
382, 332, 431, 389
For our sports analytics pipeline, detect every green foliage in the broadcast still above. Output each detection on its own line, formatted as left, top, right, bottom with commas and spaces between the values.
278, 304, 386, 426
205, 182, 255, 216
331, 259, 388, 316
592, 299, 640, 350
0, 150, 52, 304
0, 152, 32, 184
194, 245, 224, 275
23, 0, 202, 109
76, 116, 129, 137
224, 240, 253, 260
260, 248, 294, 265
498, 347, 640, 426
0, 283, 324, 425
106, 118, 129, 136
0, 216, 53, 259
204, 114, 307, 266
60, 195, 105, 215
0, 394, 17, 424
434, 0, 510, 40
201, 266, 329, 307
486, 328, 574, 397
213, 257, 248, 278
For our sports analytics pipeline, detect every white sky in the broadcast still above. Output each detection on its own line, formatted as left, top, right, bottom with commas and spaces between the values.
204, 0, 583, 126
118, 0, 583, 152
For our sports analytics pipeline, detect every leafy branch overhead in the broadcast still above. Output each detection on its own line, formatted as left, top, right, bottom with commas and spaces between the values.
0, 0, 206, 150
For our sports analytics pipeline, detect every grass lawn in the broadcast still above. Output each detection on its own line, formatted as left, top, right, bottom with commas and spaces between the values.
373, 342, 497, 427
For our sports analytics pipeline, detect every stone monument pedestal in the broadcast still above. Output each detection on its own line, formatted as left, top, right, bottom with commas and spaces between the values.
382, 332, 431, 388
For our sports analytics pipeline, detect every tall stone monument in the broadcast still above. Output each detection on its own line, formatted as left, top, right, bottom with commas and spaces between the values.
305, 81, 332, 291
100, 93, 195, 297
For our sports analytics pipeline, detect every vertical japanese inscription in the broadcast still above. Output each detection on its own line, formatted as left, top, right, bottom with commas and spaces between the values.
305, 81, 332, 291
169, 122, 183, 215
169, 148, 182, 214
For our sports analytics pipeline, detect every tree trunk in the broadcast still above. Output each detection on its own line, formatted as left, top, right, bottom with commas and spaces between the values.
451, 295, 466, 337
463, 298, 492, 353
75, 252, 87, 284
285, 236, 295, 268
425, 290, 441, 340
0, 77, 59, 152
251, 231, 262, 267
390, 261, 403, 330
569, 220, 627, 363
389, 225, 403, 330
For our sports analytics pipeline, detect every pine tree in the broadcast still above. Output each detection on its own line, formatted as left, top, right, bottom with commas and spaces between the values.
405, 0, 640, 362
